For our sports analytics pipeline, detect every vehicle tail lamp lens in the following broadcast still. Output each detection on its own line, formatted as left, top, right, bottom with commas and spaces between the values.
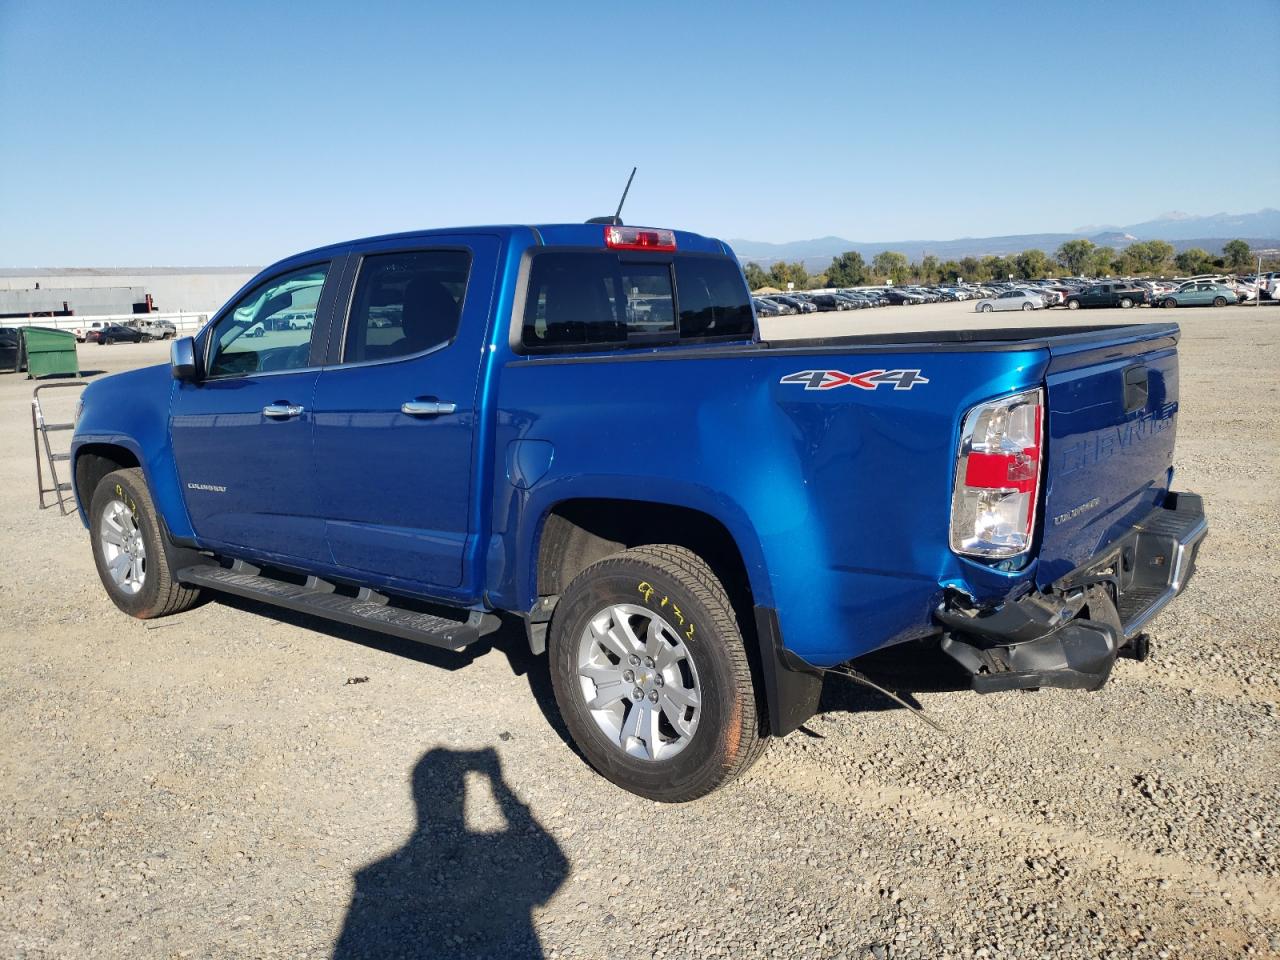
949, 388, 1043, 559
603, 226, 677, 251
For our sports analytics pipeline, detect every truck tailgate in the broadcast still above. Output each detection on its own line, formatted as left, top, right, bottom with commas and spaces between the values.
1037, 323, 1180, 586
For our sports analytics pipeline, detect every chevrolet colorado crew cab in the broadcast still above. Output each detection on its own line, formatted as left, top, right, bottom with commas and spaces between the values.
71, 222, 1208, 801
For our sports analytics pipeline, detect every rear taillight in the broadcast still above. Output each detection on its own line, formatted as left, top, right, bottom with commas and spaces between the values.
604, 225, 677, 251
949, 388, 1043, 559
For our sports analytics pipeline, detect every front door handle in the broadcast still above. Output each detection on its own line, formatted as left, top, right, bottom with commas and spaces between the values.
401, 400, 457, 417
262, 403, 305, 419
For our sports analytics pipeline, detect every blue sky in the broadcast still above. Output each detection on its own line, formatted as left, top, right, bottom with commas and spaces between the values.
1, 0, 1277, 265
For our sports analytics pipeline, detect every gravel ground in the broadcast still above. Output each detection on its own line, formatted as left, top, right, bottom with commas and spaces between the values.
2, 303, 1278, 959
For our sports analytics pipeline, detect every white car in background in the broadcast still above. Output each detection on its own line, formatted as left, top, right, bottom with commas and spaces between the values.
974, 289, 1046, 313
73, 320, 106, 342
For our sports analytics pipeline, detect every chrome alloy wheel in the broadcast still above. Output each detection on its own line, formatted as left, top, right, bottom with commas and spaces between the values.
100, 499, 147, 595
576, 604, 702, 762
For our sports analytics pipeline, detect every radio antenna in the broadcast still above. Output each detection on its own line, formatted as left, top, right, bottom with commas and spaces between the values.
613, 166, 637, 223
588, 167, 637, 226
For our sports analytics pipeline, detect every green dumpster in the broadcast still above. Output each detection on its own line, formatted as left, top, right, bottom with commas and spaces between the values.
22, 327, 79, 379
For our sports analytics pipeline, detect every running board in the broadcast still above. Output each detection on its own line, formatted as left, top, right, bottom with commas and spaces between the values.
176, 561, 499, 651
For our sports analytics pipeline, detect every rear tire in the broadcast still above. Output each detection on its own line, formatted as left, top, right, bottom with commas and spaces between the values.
1067, 299, 1080, 310
1163, 298, 1177, 309
548, 544, 765, 802
980, 303, 993, 313
89, 468, 204, 619
1120, 297, 1133, 309
1021, 302, 1033, 311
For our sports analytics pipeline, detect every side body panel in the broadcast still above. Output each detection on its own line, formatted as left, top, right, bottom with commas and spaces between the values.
72, 364, 194, 537
170, 370, 326, 561
490, 344, 1050, 667
311, 233, 503, 596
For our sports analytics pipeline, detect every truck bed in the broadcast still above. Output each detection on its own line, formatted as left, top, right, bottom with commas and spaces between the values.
757, 323, 1166, 352
759, 308, 1162, 342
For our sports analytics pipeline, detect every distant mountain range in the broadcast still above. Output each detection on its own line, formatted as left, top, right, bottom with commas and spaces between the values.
729, 208, 1280, 267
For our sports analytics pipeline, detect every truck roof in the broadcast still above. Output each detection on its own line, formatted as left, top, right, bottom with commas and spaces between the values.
283, 224, 731, 266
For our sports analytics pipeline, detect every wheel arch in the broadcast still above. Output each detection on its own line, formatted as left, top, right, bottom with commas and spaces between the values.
71, 437, 194, 543
532, 497, 763, 621
73, 441, 142, 524
523, 494, 818, 737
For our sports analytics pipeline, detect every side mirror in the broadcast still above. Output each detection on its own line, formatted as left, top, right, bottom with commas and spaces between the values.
171, 336, 197, 381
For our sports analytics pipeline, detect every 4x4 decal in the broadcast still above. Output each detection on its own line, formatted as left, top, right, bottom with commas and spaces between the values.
780, 369, 929, 391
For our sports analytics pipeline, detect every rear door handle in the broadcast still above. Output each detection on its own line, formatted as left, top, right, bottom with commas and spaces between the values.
262, 403, 305, 419
401, 400, 457, 417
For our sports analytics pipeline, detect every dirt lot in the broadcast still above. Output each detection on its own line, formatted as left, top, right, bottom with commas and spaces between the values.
2, 303, 1278, 959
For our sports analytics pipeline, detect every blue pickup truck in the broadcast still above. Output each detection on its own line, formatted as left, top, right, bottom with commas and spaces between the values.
71, 222, 1207, 801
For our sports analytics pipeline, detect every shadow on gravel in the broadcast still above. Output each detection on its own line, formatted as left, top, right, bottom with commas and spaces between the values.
332, 746, 567, 960
214, 595, 578, 758
817, 640, 970, 720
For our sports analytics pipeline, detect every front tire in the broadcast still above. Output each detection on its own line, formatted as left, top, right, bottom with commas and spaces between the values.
1021, 302, 1033, 311
980, 303, 993, 313
1213, 296, 1227, 307
548, 544, 765, 802
1120, 297, 1133, 309
1067, 299, 1080, 310
89, 468, 204, 619
1163, 298, 1177, 309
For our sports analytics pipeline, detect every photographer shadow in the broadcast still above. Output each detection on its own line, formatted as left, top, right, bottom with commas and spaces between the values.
333, 747, 567, 960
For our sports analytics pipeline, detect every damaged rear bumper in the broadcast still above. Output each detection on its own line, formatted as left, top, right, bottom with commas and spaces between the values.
937, 492, 1207, 693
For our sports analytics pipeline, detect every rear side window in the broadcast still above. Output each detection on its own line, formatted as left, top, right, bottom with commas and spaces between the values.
674, 257, 754, 339
522, 252, 673, 348
521, 252, 752, 350
343, 249, 471, 364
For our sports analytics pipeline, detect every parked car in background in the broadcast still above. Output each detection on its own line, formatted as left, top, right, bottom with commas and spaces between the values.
95, 323, 147, 344
143, 318, 178, 340
1063, 282, 1149, 310
122, 318, 178, 340
768, 295, 817, 314
74, 321, 106, 342
1158, 282, 1237, 308
752, 297, 784, 318
882, 289, 925, 305
834, 293, 872, 309
808, 294, 853, 311
974, 289, 1045, 312
0, 326, 27, 373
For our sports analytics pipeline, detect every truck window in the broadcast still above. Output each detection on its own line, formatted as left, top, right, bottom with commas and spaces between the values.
342, 249, 472, 363
521, 252, 751, 349
522, 252, 674, 348
206, 263, 330, 378
674, 257, 754, 340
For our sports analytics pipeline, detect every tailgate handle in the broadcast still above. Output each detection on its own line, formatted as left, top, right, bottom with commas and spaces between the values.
1123, 365, 1149, 413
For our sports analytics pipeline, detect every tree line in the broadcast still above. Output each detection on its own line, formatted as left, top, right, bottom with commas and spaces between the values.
744, 238, 1271, 291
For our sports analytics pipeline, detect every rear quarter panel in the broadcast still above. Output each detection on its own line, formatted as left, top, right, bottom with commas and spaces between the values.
492, 344, 1049, 666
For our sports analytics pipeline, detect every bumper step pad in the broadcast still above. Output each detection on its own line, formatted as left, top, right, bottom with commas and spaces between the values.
177, 561, 498, 651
